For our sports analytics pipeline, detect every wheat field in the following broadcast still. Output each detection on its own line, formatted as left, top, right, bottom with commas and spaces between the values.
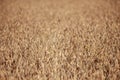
0, 0, 120, 80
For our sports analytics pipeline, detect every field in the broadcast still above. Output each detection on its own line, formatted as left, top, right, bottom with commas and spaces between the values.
0, 0, 120, 80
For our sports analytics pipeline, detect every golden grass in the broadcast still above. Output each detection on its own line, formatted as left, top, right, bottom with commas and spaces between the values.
0, 0, 120, 80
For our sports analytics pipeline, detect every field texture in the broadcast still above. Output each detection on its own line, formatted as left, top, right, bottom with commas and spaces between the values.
0, 0, 120, 80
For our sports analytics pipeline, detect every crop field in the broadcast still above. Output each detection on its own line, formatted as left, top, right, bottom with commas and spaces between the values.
0, 0, 120, 80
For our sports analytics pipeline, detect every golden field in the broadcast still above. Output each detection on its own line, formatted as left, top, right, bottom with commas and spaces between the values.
0, 0, 120, 80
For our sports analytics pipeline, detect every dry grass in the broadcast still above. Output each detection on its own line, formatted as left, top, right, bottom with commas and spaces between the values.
0, 0, 120, 80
